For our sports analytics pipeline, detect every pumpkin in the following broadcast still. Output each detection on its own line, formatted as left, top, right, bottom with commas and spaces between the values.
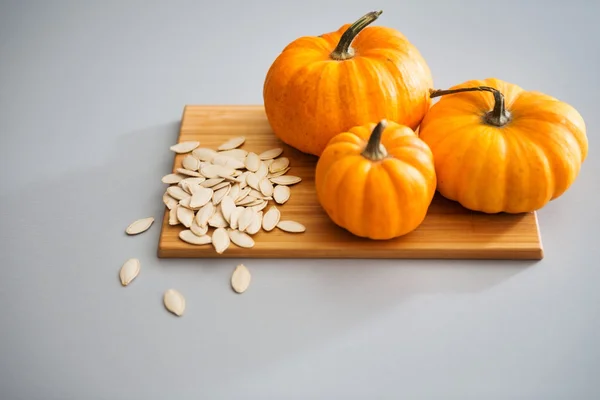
263, 10, 434, 157
418, 78, 588, 214
315, 119, 437, 240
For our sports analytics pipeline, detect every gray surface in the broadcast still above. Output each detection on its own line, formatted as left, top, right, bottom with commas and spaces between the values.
0, 0, 598, 398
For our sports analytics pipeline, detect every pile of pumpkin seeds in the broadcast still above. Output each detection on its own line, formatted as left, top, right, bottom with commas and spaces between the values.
163, 137, 305, 253
117, 137, 305, 317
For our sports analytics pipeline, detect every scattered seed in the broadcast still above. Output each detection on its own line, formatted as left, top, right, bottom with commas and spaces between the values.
208, 208, 228, 228
230, 206, 244, 230
277, 220, 306, 233
170, 141, 199, 154
169, 205, 180, 225
125, 217, 155, 235
167, 186, 190, 201
229, 230, 255, 248
163, 289, 185, 316
218, 136, 246, 150
176, 206, 195, 228
163, 192, 179, 210
259, 148, 283, 160
212, 185, 230, 205
190, 220, 209, 237
176, 168, 202, 177
255, 162, 269, 180
119, 258, 140, 286
218, 149, 247, 160
270, 175, 301, 185
182, 155, 200, 171
231, 264, 251, 293
273, 185, 291, 204
192, 147, 217, 161
269, 157, 290, 173
245, 211, 263, 235
262, 206, 280, 231
220, 196, 236, 223
201, 178, 225, 188
211, 181, 231, 191
190, 187, 213, 208
259, 177, 274, 197
195, 202, 215, 227
179, 229, 212, 245
161, 173, 184, 184
238, 208, 255, 232
267, 167, 290, 178
212, 227, 230, 253
245, 152, 260, 172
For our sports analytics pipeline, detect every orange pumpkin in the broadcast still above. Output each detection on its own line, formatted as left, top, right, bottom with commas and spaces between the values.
418, 78, 588, 214
263, 10, 434, 157
315, 119, 437, 240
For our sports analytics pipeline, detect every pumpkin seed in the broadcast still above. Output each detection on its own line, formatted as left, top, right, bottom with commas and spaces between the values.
277, 220, 306, 233
176, 206, 194, 228
229, 183, 240, 200
161, 173, 184, 184
218, 136, 245, 150
218, 149, 247, 160
231, 264, 251, 293
211, 181, 231, 191
230, 206, 244, 230
273, 185, 291, 204
182, 155, 200, 171
169, 205, 180, 225
235, 187, 251, 203
267, 167, 290, 178
200, 178, 225, 188
262, 206, 280, 231
208, 209, 228, 228
119, 258, 140, 286
269, 157, 290, 173
179, 177, 205, 186
251, 200, 268, 212
176, 167, 202, 177
259, 147, 283, 160
125, 217, 155, 235
212, 227, 230, 253
259, 177, 274, 197
245, 152, 260, 172
246, 173, 260, 190
190, 187, 213, 208
179, 229, 211, 245
170, 141, 199, 153
167, 186, 190, 201
220, 195, 236, 223
245, 211, 263, 235
163, 289, 185, 316
195, 202, 215, 227
190, 220, 209, 237
255, 162, 269, 180
238, 208, 255, 232
178, 197, 195, 210
192, 147, 217, 161
270, 175, 301, 185
163, 192, 179, 210
229, 230, 255, 248
212, 185, 230, 205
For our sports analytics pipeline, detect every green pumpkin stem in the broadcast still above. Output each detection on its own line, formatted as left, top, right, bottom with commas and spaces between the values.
362, 120, 388, 161
330, 10, 383, 61
429, 86, 511, 127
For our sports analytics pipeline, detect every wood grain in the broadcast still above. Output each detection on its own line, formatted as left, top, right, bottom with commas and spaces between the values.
157, 105, 543, 260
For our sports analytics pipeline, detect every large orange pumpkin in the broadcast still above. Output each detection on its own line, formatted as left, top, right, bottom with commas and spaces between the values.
263, 10, 434, 157
418, 77, 588, 214
315, 119, 437, 240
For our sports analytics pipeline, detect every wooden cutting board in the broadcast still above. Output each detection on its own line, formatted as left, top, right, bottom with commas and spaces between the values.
157, 105, 543, 260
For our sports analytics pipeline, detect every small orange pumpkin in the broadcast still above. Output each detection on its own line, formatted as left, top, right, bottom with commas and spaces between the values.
418, 78, 588, 214
315, 119, 437, 240
263, 10, 433, 157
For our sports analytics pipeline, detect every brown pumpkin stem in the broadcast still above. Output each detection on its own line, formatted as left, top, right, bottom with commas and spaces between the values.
362, 120, 388, 161
429, 86, 512, 127
330, 10, 383, 61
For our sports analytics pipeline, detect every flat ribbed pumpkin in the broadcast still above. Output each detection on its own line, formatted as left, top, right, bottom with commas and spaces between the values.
418, 77, 588, 214
315, 120, 437, 240
263, 10, 433, 157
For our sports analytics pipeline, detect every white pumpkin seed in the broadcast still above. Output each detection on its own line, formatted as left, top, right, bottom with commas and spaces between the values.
190, 220, 209, 237
176, 167, 202, 177
213, 155, 245, 170
163, 289, 185, 316
208, 209, 228, 228
262, 206, 280, 231
245, 211, 263, 235
229, 183, 240, 200
201, 178, 225, 188
125, 217, 155, 235
218, 149, 247, 160
229, 230, 255, 248
273, 185, 291, 204
255, 162, 269, 180
119, 258, 140, 286
212, 185, 230, 205
245, 152, 260, 172
169, 205, 180, 225
179, 177, 205, 186
251, 200, 268, 212
212, 227, 230, 253
259, 147, 283, 160
179, 229, 211, 245
277, 220, 306, 233
161, 173, 184, 184
178, 196, 198, 210
192, 147, 217, 161
190, 187, 213, 208
259, 177, 274, 197
218, 136, 245, 150
269, 157, 290, 173
182, 155, 200, 171
231, 264, 251, 293
220, 195, 236, 223
270, 175, 301, 185
245, 198, 265, 207
195, 202, 215, 227
163, 192, 179, 210
246, 173, 260, 190
167, 186, 190, 201
176, 206, 194, 228
170, 141, 199, 154
211, 181, 231, 191
235, 187, 251, 203
238, 207, 255, 232
267, 167, 290, 178
230, 206, 244, 230
248, 189, 264, 199
236, 196, 258, 206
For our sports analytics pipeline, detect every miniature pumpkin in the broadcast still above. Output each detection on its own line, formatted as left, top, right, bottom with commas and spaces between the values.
418, 78, 588, 214
315, 119, 437, 240
263, 10, 434, 157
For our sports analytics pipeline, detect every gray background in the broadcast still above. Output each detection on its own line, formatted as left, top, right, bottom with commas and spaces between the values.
1, 0, 598, 399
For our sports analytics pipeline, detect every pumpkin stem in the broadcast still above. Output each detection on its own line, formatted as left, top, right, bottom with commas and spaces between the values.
429, 86, 512, 127
330, 10, 383, 61
362, 120, 388, 161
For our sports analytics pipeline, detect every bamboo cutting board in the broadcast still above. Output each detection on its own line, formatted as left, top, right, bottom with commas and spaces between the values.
157, 105, 543, 260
